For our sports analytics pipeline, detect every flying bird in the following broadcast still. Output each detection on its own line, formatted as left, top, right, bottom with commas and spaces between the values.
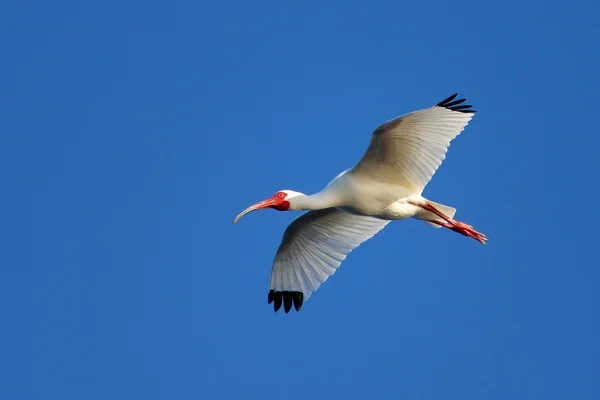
234, 94, 486, 313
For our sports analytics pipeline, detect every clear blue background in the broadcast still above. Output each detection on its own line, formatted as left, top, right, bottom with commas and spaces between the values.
2, 1, 599, 399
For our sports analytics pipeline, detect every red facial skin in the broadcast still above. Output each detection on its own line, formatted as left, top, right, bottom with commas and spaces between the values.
233, 191, 292, 224
270, 191, 291, 211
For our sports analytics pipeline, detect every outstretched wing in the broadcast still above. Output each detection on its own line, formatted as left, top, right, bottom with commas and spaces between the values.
350, 94, 476, 194
268, 208, 390, 313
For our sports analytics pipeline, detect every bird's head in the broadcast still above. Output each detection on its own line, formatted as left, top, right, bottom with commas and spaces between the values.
233, 190, 304, 224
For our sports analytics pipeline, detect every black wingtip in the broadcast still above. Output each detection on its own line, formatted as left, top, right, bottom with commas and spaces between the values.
438, 93, 458, 105
269, 290, 304, 313
272, 291, 282, 312
283, 292, 293, 313
436, 93, 476, 113
292, 292, 304, 311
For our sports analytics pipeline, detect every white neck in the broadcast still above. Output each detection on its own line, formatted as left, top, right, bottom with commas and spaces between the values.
287, 191, 339, 211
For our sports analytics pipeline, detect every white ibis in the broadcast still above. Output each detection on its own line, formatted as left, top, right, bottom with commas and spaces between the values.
234, 94, 486, 313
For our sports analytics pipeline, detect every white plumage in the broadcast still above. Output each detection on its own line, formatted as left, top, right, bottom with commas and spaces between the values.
270, 208, 390, 301
234, 94, 486, 313
352, 106, 473, 193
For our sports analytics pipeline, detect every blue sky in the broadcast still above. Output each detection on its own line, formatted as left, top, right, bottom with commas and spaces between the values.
1, 0, 599, 399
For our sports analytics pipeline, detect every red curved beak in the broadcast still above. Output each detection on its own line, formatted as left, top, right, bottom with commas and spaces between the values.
233, 198, 277, 224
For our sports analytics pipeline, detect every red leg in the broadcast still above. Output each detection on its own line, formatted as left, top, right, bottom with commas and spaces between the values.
416, 202, 487, 244
427, 219, 487, 244
420, 202, 454, 223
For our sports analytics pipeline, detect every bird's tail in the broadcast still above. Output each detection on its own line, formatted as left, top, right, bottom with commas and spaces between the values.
418, 200, 457, 228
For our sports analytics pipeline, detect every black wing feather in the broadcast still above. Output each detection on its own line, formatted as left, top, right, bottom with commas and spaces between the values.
436, 93, 476, 113
268, 290, 304, 313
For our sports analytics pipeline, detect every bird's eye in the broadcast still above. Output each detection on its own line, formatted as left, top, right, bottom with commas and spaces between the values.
278, 194, 284, 198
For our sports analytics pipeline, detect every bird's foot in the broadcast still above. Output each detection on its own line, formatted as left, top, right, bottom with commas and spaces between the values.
449, 220, 487, 244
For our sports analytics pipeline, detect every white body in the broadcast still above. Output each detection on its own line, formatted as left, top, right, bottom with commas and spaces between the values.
235, 94, 482, 312
319, 169, 425, 220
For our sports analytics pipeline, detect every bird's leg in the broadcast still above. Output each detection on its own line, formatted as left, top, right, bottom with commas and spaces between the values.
416, 202, 487, 244
426, 219, 487, 244
419, 202, 454, 223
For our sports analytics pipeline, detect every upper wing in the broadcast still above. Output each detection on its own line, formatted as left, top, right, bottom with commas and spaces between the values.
350, 94, 476, 194
268, 208, 390, 313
